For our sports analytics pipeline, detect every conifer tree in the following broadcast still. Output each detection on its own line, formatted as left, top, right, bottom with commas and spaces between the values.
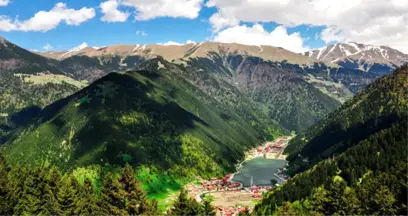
100, 172, 128, 215
202, 199, 216, 216
169, 188, 202, 216
120, 163, 154, 215
13, 168, 42, 215
38, 167, 62, 215
0, 153, 11, 215
57, 175, 79, 215
74, 178, 104, 216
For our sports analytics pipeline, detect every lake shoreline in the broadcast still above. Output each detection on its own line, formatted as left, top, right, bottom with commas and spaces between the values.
229, 136, 292, 186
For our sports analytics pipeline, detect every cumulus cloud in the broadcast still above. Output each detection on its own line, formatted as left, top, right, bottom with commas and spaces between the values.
158, 41, 184, 46
122, 0, 203, 20
100, 0, 130, 22
42, 43, 53, 51
213, 24, 309, 53
320, 26, 344, 44
159, 40, 196, 46
0, 3, 95, 32
136, 30, 148, 36
0, 0, 10, 6
207, 0, 408, 52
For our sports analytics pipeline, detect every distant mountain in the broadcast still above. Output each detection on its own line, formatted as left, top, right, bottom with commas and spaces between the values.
0, 37, 387, 134
305, 42, 408, 74
254, 65, 408, 215
3, 58, 285, 176
0, 36, 66, 75
39, 42, 389, 131
0, 37, 84, 143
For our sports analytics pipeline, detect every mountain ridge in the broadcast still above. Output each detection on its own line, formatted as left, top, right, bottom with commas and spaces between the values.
304, 42, 408, 74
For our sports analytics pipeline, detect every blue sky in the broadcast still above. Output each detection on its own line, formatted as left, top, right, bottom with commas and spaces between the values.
0, 0, 406, 53
0, 0, 328, 52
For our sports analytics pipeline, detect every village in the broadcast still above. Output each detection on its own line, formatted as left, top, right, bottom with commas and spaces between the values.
184, 136, 292, 216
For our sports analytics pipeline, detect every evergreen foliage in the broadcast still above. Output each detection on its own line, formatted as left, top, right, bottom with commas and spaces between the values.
253, 66, 408, 215
0, 158, 184, 216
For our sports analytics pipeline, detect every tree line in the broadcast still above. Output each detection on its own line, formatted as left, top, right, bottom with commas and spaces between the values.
253, 118, 408, 215
0, 154, 216, 216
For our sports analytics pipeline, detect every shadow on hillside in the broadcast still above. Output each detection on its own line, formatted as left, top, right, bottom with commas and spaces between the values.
37, 71, 209, 170
292, 113, 402, 174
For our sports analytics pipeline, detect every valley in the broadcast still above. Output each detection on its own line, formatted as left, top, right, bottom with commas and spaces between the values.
0, 34, 406, 216
181, 136, 292, 215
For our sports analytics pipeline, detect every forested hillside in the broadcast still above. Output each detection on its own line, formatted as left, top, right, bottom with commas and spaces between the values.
0, 38, 84, 143
3, 58, 284, 181
0, 70, 81, 143
0, 155, 216, 216
286, 65, 408, 173
253, 66, 408, 215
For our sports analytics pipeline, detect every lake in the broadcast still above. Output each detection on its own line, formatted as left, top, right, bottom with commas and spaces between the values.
231, 157, 287, 187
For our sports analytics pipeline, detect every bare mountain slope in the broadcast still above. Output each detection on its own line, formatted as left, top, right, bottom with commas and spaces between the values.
305, 42, 408, 74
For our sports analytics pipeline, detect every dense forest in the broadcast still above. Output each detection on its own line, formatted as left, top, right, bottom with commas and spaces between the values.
286, 65, 408, 174
0, 153, 217, 216
270, 162, 407, 216
253, 65, 408, 215
0, 70, 81, 143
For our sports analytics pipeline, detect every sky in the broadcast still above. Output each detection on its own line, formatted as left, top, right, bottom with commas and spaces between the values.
0, 0, 407, 53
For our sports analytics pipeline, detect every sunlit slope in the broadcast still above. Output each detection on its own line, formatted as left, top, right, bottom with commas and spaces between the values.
4, 59, 285, 178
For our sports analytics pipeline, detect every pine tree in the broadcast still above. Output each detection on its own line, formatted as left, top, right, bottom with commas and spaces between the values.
74, 178, 104, 216
169, 188, 202, 216
142, 199, 162, 216
6, 166, 27, 215
38, 167, 62, 215
100, 172, 128, 215
0, 153, 11, 215
13, 168, 42, 215
120, 163, 154, 215
57, 175, 79, 215
202, 199, 216, 216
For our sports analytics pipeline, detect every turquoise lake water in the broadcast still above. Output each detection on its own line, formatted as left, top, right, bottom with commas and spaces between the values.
231, 158, 287, 187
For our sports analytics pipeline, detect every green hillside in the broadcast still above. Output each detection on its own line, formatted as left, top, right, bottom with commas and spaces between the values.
254, 119, 407, 215
0, 70, 82, 143
3, 58, 284, 179
184, 55, 342, 132
253, 65, 408, 215
286, 65, 408, 174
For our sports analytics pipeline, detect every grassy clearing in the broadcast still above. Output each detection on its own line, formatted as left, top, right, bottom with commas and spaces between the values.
15, 73, 87, 88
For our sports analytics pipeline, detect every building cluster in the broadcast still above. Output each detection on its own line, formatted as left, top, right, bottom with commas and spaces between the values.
215, 206, 249, 216
200, 175, 241, 192
249, 136, 291, 157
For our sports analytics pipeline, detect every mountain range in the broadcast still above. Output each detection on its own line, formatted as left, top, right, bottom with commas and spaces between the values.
254, 65, 408, 215
2, 37, 403, 138
305, 42, 408, 74
1, 36, 407, 169
0, 34, 407, 215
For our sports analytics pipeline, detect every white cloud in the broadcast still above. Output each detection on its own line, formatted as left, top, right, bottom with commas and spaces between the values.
136, 30, 148, 36
0, 0, 10, 7
158, 40, 196, 46
207, 0, 408, 52
158, 41, 184, 46
100, 0, 130, 22
43, 43, 53, 51
0, 3, 95, 32
122, 0, 203, 20
320, 26, 344, 44
213, 24, 309, 53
